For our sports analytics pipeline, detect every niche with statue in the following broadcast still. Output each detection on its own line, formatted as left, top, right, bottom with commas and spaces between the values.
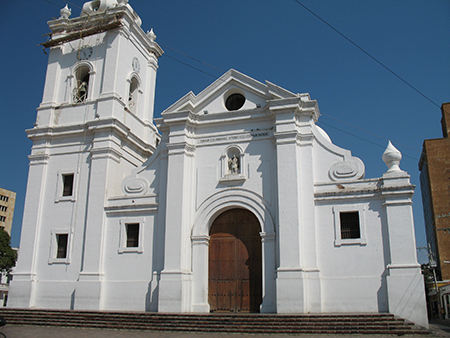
219, 146, 246, 184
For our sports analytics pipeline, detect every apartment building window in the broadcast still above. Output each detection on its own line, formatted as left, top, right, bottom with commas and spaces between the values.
0, 206, 6, 212
333, 205, 367, 246
0, 216, 5, 222
0, 195, 8, 202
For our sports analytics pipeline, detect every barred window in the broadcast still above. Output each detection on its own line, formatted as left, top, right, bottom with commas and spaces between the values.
340, 211, 360, 239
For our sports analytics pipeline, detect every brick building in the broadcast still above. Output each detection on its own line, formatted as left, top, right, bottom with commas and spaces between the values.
419, 102, 450, 281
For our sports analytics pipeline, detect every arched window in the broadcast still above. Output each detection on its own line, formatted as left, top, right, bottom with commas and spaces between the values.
73, 65, 90, 103
128, 77, 139, 113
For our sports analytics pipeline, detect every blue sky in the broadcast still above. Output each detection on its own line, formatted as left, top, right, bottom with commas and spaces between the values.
0, 1, 449, 263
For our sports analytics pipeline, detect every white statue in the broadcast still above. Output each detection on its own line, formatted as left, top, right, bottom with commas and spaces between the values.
228, 155, 239, 174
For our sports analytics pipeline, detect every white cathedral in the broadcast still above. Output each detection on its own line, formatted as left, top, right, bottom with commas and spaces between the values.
9, 0, 428, 328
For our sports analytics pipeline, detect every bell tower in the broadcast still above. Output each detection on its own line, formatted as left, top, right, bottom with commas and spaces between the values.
9, 0, 163, 309
38, 0, 162, 129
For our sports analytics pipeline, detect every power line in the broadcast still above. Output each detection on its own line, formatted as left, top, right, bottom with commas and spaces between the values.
163, 54, 220, 80
42, 0, 82, 10
292, 0, 440, 109
159, 43, 225, 74
320, 112, 423, 155
64, 1, 82, 10
42, 0, 61, 8
39, 0, 446, 169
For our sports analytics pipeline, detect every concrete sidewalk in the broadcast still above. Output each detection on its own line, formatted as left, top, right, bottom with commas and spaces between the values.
1, 323, 449, 338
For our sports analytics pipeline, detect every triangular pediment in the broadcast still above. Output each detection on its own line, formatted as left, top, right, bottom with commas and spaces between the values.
161, 69, 301, 116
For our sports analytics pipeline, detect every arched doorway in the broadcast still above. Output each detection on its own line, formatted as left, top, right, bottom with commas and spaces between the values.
208, 208, 262, 312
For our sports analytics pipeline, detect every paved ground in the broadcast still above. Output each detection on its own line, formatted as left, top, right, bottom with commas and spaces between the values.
1, 320, 450, 338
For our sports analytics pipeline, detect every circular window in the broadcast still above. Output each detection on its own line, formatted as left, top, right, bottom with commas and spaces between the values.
225, 93, 245, 111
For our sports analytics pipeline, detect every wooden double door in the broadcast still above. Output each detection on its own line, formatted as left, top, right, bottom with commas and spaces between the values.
208, 209, 262, 313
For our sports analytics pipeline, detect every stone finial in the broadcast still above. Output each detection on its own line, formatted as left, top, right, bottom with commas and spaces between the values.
60, 4, 71, 19
382, 141, 403, 173
147, 28, 156, 42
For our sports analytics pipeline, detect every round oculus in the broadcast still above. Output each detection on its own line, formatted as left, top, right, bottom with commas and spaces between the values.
77, 45, 93, 60
225, 93, 245, 111
132, 57, 140, 73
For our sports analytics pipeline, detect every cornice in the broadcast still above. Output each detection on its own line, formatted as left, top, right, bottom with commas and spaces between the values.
26, 118, 153, 158
43, 5, 163, 58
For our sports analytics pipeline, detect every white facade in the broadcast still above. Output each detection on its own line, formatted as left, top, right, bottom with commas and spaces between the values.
9, 0, 428, 328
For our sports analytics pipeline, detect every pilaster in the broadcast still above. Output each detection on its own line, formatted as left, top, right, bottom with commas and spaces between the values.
191, 235, 210, 312
381, 171, 428, 328
8, 143, 50, 308
158, 118, 195, 312
75, 131, 121, 310
272, 100, 304, 312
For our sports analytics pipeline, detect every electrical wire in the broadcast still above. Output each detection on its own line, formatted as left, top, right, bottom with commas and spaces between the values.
320, 112, 423, 155
42, 0, 61, 8
159, 43, 226, 74
39, 0, 446, 170
162, 54, 221, 80
292, 0, 440, 109
37, 0, 439, 260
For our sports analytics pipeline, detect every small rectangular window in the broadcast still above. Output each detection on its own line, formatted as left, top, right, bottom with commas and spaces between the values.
62, 174, 74, 197
126, 223, 139, 248
0, 195, 8, 202
0, 216, 5, 222
56, 234, 68, 259
340, 211, 361, 239
0, 206, 6, 212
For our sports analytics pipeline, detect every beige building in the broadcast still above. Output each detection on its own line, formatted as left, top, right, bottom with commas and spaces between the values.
0, 188, 16, 236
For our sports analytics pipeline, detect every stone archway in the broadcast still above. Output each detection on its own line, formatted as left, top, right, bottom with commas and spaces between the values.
208, 208, 262, 312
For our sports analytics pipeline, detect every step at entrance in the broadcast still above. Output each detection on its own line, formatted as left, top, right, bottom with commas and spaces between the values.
0, 309, 430, 335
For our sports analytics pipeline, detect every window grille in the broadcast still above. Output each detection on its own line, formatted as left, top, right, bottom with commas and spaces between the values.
340, 211, 360, 239
225, 93, 245, 111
